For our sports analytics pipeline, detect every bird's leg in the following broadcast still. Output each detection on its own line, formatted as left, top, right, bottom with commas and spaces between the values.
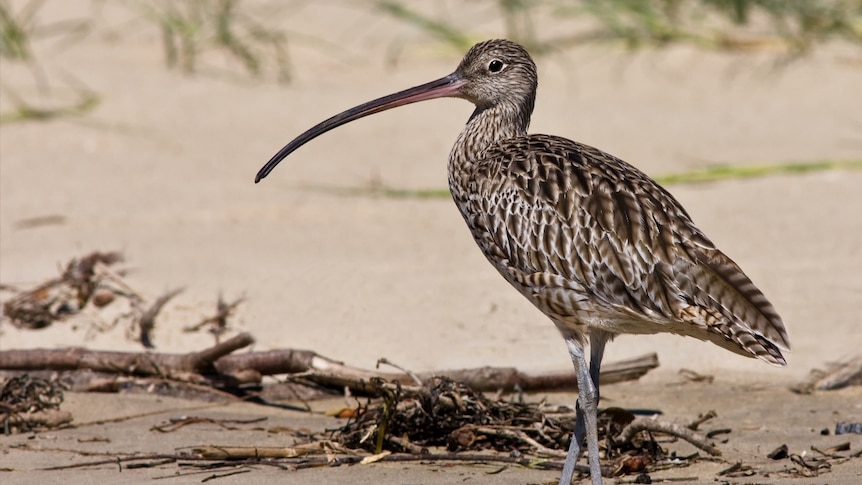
572, 330, 610, 439
568, 330, 610, 480
588, 329, 610, 398
559, 335, 603, 485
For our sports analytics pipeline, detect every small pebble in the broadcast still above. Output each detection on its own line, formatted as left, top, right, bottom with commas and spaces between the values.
767, 444, 788, 460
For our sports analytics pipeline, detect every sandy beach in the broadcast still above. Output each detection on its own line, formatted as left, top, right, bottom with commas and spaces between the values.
2, 1, 861, 483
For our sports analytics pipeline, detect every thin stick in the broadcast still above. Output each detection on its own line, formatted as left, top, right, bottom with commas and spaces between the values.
465, 425, 566, 458
686, 410, 717, 431
376, 358, 422, 386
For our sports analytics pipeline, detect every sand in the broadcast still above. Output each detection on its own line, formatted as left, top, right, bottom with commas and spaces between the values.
1, 2, 861, 483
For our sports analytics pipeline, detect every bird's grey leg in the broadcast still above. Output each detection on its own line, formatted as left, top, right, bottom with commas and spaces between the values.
588, 329, 610, 397
559, 335, 603, 485
568, 329, 610, 479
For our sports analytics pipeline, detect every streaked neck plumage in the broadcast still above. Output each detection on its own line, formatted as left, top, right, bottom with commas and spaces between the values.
447, 101, 531, 201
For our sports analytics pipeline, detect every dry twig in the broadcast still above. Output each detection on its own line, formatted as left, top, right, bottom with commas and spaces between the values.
614, 417, 722, 456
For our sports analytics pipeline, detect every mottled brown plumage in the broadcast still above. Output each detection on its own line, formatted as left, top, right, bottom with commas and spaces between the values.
256, 39, 789, 485
457, 134, 788, 364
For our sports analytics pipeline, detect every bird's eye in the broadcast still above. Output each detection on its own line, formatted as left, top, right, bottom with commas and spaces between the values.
488, 59, 505, 73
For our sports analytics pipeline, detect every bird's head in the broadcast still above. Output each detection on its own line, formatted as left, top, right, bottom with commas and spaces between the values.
255, 39, 537, 183
453, 39, 537, 115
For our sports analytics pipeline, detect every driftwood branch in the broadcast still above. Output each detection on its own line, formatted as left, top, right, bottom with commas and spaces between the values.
0, 333, 254, 383
216, 350, 659, 393
0, 343, 657, 394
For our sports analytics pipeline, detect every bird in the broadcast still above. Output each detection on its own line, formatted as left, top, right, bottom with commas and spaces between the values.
255, 39, 790, 485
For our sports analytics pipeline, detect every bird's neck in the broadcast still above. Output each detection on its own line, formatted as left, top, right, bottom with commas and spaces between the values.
448, 102, 529, 194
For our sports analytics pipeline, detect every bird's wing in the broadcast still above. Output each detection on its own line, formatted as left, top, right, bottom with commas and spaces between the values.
463, 134, 789, 364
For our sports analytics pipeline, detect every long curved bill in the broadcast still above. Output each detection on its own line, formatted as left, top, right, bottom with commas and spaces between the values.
255, 72, 467, 183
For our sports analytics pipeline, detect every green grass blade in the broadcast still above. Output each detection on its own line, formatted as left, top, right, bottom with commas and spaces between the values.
376, 1, 471, 50
299, 159, 862, 200
653, 160, 862, 185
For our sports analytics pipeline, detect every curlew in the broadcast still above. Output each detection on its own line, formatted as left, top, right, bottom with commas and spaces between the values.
255, 40, 790, 484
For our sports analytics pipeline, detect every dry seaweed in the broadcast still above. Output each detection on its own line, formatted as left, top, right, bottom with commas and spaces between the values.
0, 251, 203, 349
183, 293, 245, 341
338, 376, 571, 454
1, 251, 189, 349
2, 251, 124, 329
137, 287, 184, 348
0, 373, 72, 434
334, 376, 715, 477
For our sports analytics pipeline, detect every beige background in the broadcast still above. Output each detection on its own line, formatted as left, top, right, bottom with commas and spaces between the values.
2, 2, 862, 381
2, 2, 862, 484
